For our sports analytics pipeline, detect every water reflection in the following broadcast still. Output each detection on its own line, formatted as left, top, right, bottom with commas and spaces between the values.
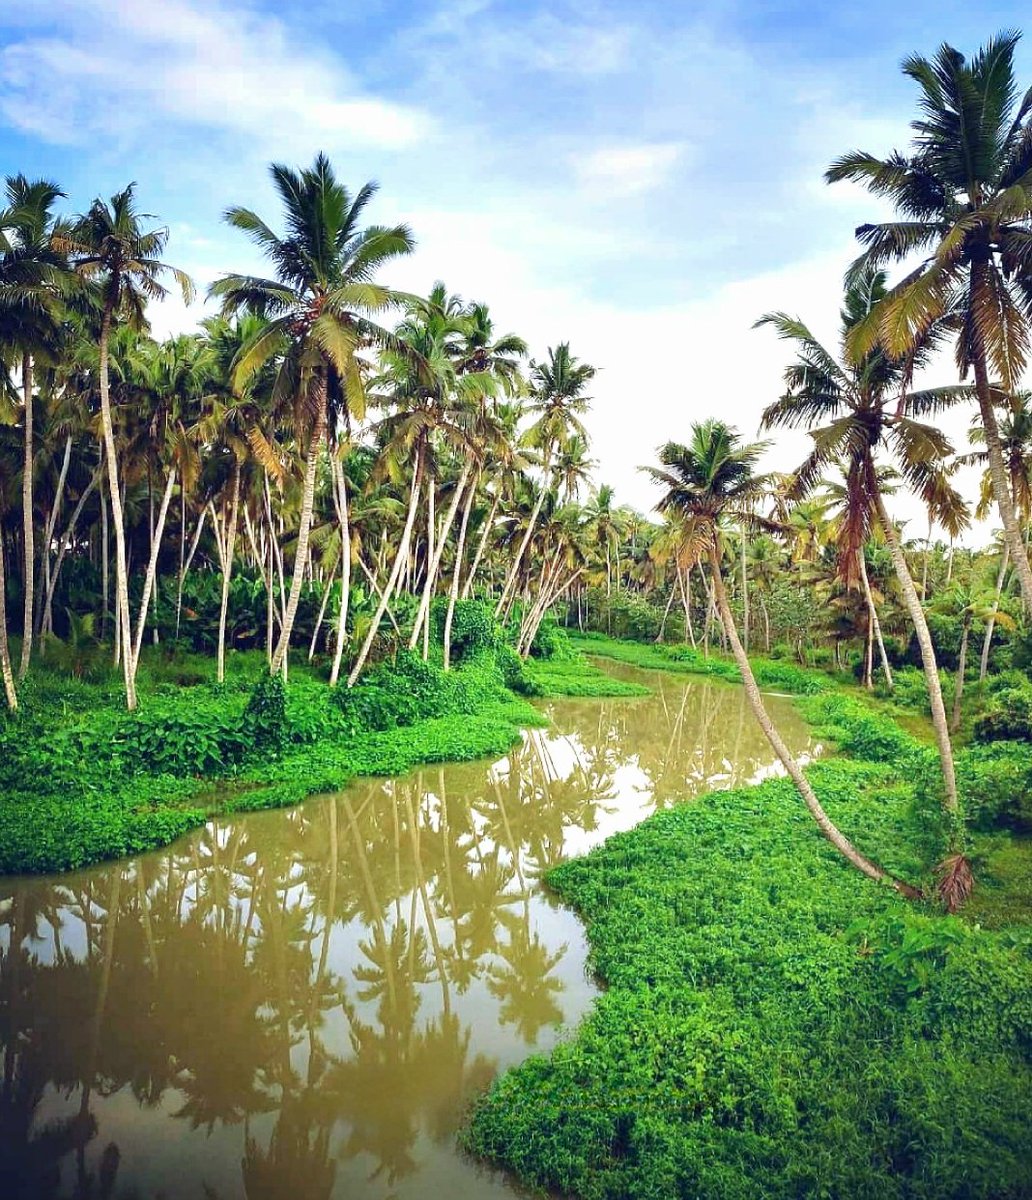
0, 665, 813, 1199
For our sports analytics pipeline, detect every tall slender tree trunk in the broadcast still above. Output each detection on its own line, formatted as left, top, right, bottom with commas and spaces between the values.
864, 609, 874, 689
35, 433, 72, 640
216, 460, 241, 684
708, 539, 919, 898
463, 490, 499, 600
655, 580, 676, 643
740, 526, 749, 654
443, 467, 478, 670
0, 538, 17, 710
495, 450, 551, 617
410, 461, 471, 655
329, 455, 352, 688
98, 306, 137, 709
873, 488, 960, 830
270, 394, 326, 676
42, 468, 100, 638
980, 544, 1009, 683
348, 449, 424, 687
100, 475, 109, 641
970, 279, 1032, 613
951, 613, 971, 734
859, 551, 893, 691
18, 354, 34, 679
175, 506, 207, 646
309, 549, 340, 661
130, 466, 176, 678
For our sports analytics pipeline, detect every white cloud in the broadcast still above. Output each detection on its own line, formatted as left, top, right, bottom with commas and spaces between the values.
0, 0, 429, 153
571, 141, 686, 197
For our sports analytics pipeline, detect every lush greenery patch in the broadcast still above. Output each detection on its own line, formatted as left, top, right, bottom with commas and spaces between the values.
465, 751, 1032, 1199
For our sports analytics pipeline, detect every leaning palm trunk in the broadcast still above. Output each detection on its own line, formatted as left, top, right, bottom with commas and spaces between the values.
328, 455, 352, 688
462, 490, 499, 600
970, 296, 1032, 613
348, 452, 424, 687
655, 580, 677, 643
309, 550, 340, 661
858, 552, 893, 691
35, 433, 72, 640
98, 308, 137, 709
979, 545, 1009, 682
216, 461, 241, 684
129, 466, 177, 678
410, 461, 471, 654
873, 490, 963, 858
951, 613, 971, 734
708, 540, 920, 898
19, 354, 34, 679
495, 451, 551, 618
42, 467, 101, 638
0, 540, 17, 710
175, 507, 207, 644
270, 403, 326, 675
443, 468, 478, 670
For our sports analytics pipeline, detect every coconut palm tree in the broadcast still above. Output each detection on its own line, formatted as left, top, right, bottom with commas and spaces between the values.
211, 153, 413, 676
826, 31, 1032, 613
642, 420, 920, 898
495, 343, 593, 618
758, 270, 974, 906
61, 184, 193, 709
0, 175, 69, 680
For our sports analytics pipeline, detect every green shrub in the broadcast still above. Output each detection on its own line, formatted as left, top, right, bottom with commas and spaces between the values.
973, 675, 1032, 743
243, 673, 289, 749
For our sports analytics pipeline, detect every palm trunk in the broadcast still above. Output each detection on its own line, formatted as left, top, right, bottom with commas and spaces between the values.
496, 450, 551, 617
329, 455, 352, 688
175, 506, 207, 646
864, 609, 874, 689
35, 432, 73, 640
348, 448, 423, 687
979, 544, 1009, 682
270, 397, 326, 675
970, 284, 1032, 613
18, 353, 34, 678
740, 527, 749, 654
951, 613, 971, 734
873, 489, 960, 830
98, 306, 137, 709
130, 466, 176, 678
100, 476, 109, 641
216, 460, 241, 684
309, 550, 340, 661
410, 461, 471, 655
463, 490, 499, 600
708, 539, 919, 898
443, 467, 478, 670
42, 468, 100, 638
0, 538, 17, 710
859, 551, 893, 691
655, 580, 676, 643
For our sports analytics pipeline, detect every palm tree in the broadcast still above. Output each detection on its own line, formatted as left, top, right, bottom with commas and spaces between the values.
211, 153, 413, 676
826, 31, 1032, 612
0, 175, 68, 680
61, 184, 193, 709
643, 420, 919, 898
495, 344, 593, 619
758, 270, 973, 905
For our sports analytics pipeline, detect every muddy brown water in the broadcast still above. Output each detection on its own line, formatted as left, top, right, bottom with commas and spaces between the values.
0, 662, 815, 1199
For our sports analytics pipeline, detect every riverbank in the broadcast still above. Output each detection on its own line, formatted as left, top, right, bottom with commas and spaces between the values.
0, 640, 644, 877
464, 637, 1032, 1199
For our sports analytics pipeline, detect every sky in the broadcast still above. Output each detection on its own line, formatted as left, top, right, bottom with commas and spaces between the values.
1, 0, 1028, 542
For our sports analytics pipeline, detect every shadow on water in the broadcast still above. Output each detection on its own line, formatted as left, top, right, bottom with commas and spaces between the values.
0, 664, 814, 1199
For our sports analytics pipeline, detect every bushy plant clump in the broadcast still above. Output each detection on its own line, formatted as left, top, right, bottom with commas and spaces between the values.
464, 756, 1032, 1199
973, 670, 1032, 744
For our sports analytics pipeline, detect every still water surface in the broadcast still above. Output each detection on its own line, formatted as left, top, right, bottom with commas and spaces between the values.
1, 663, 815, 1199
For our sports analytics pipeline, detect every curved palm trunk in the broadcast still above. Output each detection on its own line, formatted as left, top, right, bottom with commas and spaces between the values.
495, 450, 551, 618
951, 613, 971, 734
98, 308, 137, 709
708, 540, 919, 898
216, 461, 241, 684
443, 468, 478, 670
410, 461, 471, 655
655, 579, 677, 643
347, 450, 424, 687
130, 466, 176, 678
0, 539, 17, 710
462, 490, 499, 600
270, 401, 326, 676
175, 506, 207, 645
18, 354, 34, 679
969, 292, 1032, 613
308, 550, 339, 660
329, 455, 352, 688
35, 433, 72, 640
979, 544, 1009, 682
42, 467, 100, 637
873, 490, 960, 831
858, 551, 893, 691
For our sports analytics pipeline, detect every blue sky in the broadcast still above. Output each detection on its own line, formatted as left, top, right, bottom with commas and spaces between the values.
1, 0, 1027, 531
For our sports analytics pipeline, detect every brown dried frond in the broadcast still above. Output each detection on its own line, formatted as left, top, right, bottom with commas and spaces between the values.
936, 853, 974, 913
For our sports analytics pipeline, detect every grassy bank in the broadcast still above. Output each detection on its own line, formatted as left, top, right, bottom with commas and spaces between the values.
465, 641, 1032, 1199
0, 633, 649, 877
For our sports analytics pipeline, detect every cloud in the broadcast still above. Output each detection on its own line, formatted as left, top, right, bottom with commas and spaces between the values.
571, 141, 686, 197
0, 0, 429, 154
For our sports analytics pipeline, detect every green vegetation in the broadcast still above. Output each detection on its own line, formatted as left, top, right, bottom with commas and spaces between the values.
465, 694, 1032, 1199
